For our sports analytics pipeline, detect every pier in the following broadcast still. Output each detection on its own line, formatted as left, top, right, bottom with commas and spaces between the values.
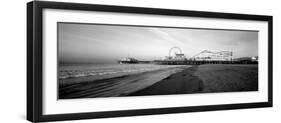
153, 60, 257, 65
153, 47, 258, 65
118, 47, 258, 65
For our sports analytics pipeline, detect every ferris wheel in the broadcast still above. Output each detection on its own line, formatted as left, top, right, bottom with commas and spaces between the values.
169, 46, 183, 57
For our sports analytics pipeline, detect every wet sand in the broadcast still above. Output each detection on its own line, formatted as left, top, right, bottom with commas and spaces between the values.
130, 66, 203, 96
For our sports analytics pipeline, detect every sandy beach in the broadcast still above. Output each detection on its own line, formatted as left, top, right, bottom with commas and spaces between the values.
194, 64, 258, 93
59, 64, 258, 99
131, 64, 258, 96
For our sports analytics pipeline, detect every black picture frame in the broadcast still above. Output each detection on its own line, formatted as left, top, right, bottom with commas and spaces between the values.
27, 1, 273, 122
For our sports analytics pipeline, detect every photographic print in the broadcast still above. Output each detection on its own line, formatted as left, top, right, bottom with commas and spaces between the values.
58, 22, 259, 99
27, 1, 272, 122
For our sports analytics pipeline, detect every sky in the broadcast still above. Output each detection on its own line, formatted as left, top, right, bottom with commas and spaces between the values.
58, 23, 258, 64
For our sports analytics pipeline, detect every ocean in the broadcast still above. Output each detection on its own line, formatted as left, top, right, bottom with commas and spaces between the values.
59, 63, 186, 81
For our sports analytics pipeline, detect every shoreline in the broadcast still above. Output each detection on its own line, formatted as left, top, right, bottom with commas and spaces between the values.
129, 65, 204, 96
59, 66, 190, 99
59, 64, 258, 99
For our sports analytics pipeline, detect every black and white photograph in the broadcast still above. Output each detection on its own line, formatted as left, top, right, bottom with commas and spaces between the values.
25, 1, 273, 122
58, 22, 259, 99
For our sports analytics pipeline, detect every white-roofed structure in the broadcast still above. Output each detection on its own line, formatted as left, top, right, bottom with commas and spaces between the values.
192, 50, 232, 61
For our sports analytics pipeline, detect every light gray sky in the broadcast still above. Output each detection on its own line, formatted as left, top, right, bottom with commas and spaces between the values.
58, 23, 258, 64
